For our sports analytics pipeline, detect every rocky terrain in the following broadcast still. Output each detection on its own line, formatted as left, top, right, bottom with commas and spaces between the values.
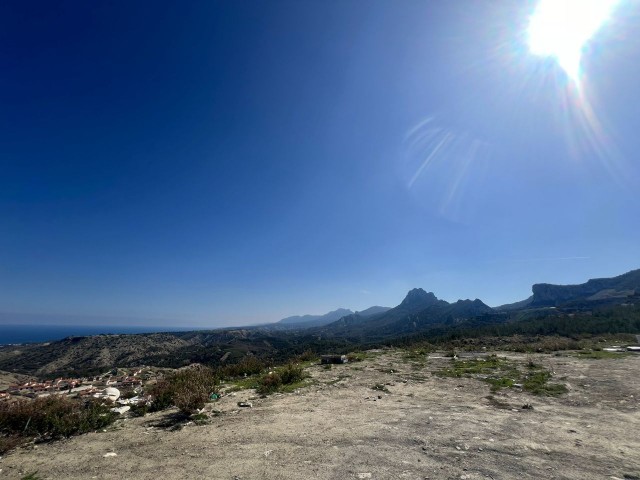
1, 349, 638, 479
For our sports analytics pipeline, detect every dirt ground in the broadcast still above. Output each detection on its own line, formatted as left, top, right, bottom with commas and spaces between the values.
1, 350, 639, 480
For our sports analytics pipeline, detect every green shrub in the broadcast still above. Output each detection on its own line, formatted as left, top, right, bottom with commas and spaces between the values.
257, 372, 283, 395
0, 396, 116, 444
295, 350, 318, 362
256, 363, 309, 395
21, 473, 43, 480
148, 366, 219, 414
346, 352, 367, 362
279, 363, 306, 385
221, 356, 265, 378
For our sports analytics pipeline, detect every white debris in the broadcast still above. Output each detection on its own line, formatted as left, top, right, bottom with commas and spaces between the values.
111, 406, 130, 415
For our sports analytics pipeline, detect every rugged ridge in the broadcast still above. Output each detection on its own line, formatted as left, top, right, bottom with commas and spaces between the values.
277, 308, 354, 326
320, 290, 492, 340
530, 268, 640, 307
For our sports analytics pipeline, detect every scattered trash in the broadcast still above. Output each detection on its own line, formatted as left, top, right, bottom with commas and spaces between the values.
110, 406, 130, 415
237, 401, 252, 408
210, 393, 220, 400
356, 474, 372, 479
321, 354, 348, 364
103, 452, 117, 458
522, 404, 533, 410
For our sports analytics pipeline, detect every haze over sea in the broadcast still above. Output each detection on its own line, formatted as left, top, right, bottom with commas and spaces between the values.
0, 324, 199, 346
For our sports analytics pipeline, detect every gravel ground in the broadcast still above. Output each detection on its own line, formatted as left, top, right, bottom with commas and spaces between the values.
1, 350, 638, 480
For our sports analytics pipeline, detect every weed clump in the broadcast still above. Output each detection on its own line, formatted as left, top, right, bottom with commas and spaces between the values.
436, 355, 567, 396
220, 356, 265, 378
371, 383, 390, 393
0, 396, 116, 453
148, 366, 219, 414
346, 351, 368, 362
257, 363, 308, 395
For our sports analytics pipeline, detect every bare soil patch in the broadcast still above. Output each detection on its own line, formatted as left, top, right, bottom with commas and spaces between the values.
1, 351, 638, 479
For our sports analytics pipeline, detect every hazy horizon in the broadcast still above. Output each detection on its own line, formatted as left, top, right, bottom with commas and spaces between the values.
2, 1, 639, 327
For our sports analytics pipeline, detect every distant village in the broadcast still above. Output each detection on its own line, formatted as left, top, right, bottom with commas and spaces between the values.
0, 367, 164, 406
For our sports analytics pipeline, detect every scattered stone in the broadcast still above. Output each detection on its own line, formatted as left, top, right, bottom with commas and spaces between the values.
237, 402, 252, 408
356, 474, 372, 479
111, 405, 130, 415
522, 404, 533, 410
103, 452, 117, 458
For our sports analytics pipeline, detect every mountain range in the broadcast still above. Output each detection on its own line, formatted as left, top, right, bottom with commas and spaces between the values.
274, 268, 640, 339
276, 306, 391, 328
499, 268, 640, 310
1, 268, 638, 378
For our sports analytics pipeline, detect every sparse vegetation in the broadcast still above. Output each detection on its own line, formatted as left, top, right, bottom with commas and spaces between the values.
256, 363, 309, 395
219, 356, 265, 378
371, 383, 390, 393
346, 351, 369, 362
0, 396, 116, 453
191, 412, 210, 425
436, 355, 567, 395
485, 394, 511, 409
148, 366, 219, 414
295, 350, 319, 363
402, 347, 430, 366
573, 349, 631, 359
21, 473, 43, 480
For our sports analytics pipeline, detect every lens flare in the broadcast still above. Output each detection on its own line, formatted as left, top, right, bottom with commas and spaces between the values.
528, 0, 620, 83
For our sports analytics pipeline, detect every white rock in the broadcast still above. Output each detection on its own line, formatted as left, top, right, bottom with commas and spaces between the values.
111, 406, 131, 414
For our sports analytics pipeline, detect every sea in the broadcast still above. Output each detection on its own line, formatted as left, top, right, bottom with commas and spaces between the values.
0, 324, 200, 346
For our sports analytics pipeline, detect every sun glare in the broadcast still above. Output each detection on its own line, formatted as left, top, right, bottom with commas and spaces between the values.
528, 0, 620, 83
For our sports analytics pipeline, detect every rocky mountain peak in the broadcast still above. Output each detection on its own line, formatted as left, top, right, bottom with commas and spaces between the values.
399, 288, 440, 308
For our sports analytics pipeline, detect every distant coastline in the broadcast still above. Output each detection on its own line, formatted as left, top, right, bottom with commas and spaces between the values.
0, 324, 200, 346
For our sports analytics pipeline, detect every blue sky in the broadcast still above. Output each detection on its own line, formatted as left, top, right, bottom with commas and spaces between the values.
1, 1, 639, 327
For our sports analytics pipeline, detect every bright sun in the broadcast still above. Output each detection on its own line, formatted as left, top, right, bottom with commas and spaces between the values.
528, 0, 620, 82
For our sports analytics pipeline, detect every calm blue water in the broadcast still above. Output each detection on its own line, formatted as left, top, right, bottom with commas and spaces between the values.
0, 324, 198, 345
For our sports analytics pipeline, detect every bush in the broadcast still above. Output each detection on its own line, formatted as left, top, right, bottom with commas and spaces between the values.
148, 366, 219, 414
220, 356, 265, 378
346, 352, 367, 362
257, 372, 282, 395
279, 363, 306, 385
0, 435, 24, 454
295, 350, 318, 362
256, 363, 308, 395
0, 396, 116, 448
